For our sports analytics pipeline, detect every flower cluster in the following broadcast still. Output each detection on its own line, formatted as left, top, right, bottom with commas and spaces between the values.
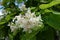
8, 5, 43, 33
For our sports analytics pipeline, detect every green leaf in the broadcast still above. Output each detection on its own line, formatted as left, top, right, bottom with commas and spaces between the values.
39, 0, 60, 9
52, 11, 60, 14
44, 13, 60, 30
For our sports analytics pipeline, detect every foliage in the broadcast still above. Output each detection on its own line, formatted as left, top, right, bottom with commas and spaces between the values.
0, 0, 60, 40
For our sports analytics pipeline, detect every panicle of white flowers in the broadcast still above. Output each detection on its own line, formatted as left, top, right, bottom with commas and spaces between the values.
8, 4, 43, 33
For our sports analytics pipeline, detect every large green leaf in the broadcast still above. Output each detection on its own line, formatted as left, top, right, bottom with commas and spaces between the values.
39, 0, 60, 9
44, 13, 60, 30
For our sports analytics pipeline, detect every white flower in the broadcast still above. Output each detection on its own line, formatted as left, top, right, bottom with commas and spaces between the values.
8, 23, 18, 32
9, 5, 43, 33
19, 4, 27, 11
